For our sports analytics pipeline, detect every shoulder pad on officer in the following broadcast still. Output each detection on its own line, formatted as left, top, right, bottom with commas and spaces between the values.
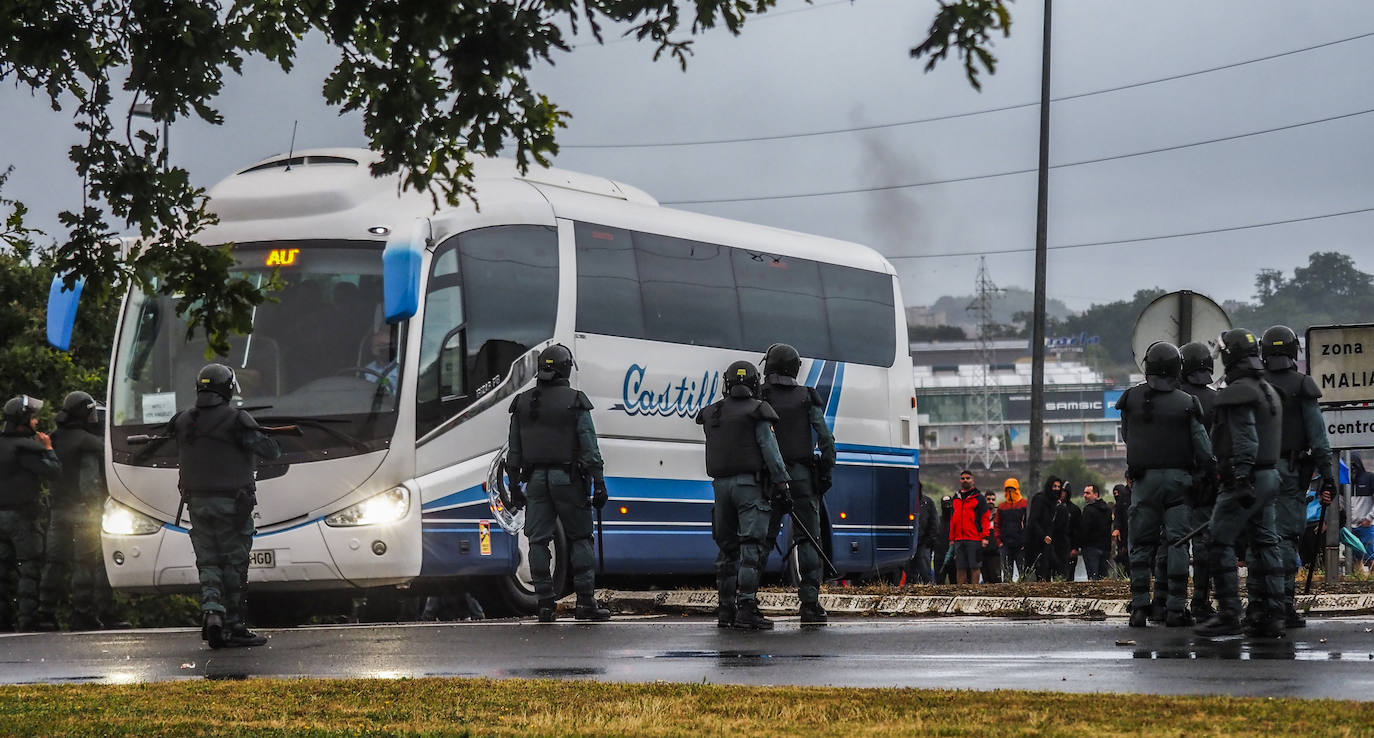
1188, 395, 1204, 418
754, 400, 780, 423
508, 395, 521, 414
1115, 387, 1131, 410
1216, 379, 1262, 407
695, 408, 706, 425
807, 387, 823, 407
237, 410, 262, 431
573, 391, 594, 411
1300, 374, 1322, 400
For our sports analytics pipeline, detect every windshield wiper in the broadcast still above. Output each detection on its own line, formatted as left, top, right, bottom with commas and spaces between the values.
253, 415, 371, 453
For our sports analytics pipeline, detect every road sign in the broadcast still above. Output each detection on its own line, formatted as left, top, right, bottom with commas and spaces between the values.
1322, 406, 1374, 449
1305, 324, 1374, 405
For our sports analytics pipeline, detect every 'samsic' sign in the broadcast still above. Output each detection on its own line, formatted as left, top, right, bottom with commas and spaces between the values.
1305, 324, 1374, 405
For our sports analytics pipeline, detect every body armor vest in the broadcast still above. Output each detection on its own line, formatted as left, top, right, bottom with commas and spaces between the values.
1214, 376, 1282, 469
50, 426, 103, 505
700, 398, 767, 477
174, 404, 256, 494
1264, 368, 1319, 454
0, 433, 53, 508
1120, 384, 1198, 470
515, 384, 581, 466
1179, 381, 1218, 432
761, 383, 820, 463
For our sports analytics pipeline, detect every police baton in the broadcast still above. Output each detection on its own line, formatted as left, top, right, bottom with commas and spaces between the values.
790, 516, 840, 578
595, 505, 606, 576
1173, 521, 1209, 548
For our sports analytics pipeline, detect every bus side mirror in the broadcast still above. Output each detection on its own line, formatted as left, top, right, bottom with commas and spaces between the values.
383, 218, 430, 324
47, 273, 85, 351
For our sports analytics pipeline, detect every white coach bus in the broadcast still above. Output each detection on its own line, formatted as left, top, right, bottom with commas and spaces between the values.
48, 148, 919, 614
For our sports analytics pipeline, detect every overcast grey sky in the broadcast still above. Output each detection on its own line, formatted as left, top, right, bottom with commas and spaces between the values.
3, 0, 1372, 314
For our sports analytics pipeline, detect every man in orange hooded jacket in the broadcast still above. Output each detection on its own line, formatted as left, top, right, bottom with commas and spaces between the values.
997, 478, 1028, 582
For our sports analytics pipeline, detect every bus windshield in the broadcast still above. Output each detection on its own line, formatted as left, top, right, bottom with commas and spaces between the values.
109, 241, 400, 462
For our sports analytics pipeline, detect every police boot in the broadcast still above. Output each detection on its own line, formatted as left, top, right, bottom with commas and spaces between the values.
225, 626, 268, 648
1244, 612, 1286, 639
1194, 612, 1243, 637
716, 605, 736, 629
799, 602, 829, 625
1147, 602, 1167, 624
1192, 601, 1217, 622
537, 599, 557, 623
1284, 604, 1307, 629
32, 613, 61, 632
202, 612, 226, 649
733, 601, 774, 631
574, 597, 611, 622
1128, 609, 1148, 628
1165, 609, 1194, 628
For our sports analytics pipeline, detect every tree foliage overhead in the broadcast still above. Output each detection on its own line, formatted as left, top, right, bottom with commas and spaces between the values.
0, 0, 1014, 357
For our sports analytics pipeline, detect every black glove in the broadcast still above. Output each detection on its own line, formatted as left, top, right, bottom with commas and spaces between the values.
506, 475, 526, 512
773, 483, 793, 515
814, 455, 834, 496
592, 480, 608, 511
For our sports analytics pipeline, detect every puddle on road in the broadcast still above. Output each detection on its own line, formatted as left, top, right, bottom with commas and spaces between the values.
646, 650, 830, 668
1131, 638, 1372, 661
507, 667, 606, 679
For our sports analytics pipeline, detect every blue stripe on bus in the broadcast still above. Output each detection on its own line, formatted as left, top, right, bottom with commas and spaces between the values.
824, 362, 845, 429
804, 358, 824, 388
422, 485, 487, 512
836, 443, 919, 466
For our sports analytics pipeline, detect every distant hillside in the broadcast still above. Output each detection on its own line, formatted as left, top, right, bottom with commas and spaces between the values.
927, 287, 1074, 329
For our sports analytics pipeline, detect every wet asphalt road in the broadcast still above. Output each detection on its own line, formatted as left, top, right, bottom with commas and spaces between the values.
3, 615, 1374, 699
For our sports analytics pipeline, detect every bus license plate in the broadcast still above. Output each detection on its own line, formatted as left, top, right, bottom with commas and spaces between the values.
249, 550, 276, 569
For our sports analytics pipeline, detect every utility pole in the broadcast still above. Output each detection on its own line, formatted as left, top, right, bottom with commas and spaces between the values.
1028, 0, 1053, 493
966, 256, 1008, 471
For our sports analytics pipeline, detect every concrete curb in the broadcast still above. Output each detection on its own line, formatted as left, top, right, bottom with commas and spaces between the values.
566, 590, 1374, 618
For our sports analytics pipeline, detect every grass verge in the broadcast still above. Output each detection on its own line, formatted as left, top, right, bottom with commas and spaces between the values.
1, 678, 1371, 737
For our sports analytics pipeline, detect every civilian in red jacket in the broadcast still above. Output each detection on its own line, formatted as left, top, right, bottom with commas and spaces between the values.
949, 470, 992, 584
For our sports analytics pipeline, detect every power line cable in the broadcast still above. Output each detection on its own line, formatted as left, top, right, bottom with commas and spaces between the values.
659, 106, 1374, 204
564, 30, 1374, 148
885, 205, 1374, 261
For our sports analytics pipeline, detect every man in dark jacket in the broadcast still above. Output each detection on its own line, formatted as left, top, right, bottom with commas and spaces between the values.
0, 395, 61, 632
1059, 483, 1082, 581
1078, 484, 1113, 580
997, 478, 1028, 581
1112, 482, 1132, 576
1025, 477, 1064, 581
934, 496, 954, 584
911, 488, 938, 584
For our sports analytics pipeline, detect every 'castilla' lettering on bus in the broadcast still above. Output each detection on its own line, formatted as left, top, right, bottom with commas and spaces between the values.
622, 364, 719, 418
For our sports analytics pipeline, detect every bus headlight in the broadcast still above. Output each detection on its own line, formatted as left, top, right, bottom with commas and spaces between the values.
102, 498, 162, 536
324, 487, 410, 527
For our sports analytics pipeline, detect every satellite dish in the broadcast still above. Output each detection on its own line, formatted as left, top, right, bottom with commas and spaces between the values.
1130, 291, 1231, 374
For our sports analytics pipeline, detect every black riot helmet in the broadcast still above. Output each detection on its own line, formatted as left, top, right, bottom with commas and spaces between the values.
1179, 341, 1214, 383
536, 344, 575, 382
196, 363, 239, 401
762, 343, 802, 379
1218, 329, 1262, 373
2, 394, 43, 432
55, 391, 98, 427
1261, 325, 1300, 371
1143, 341, 1182, 380
723, 360, 760, 398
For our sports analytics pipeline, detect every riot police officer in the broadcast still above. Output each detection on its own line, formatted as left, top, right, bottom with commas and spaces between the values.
506, 344, 610, 623
1261, 324, 1334, 629
0, 395, 61, 631
169, 364, 280, 648
1176, 341, 1221, 621
35, 392, 112, 630
697, 360, 791, 630
1195, 329, 1286, 638
1116, 342, 1214, 627
756, 344, 836, 624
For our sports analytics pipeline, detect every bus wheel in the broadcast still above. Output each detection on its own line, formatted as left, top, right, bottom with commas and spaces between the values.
493, 520, 570, 616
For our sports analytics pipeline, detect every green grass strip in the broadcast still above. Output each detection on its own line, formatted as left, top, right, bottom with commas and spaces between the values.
0, 677, 1371, 737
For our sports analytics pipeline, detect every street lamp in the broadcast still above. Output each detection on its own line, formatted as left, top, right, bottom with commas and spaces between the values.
130, 102, 170, 166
